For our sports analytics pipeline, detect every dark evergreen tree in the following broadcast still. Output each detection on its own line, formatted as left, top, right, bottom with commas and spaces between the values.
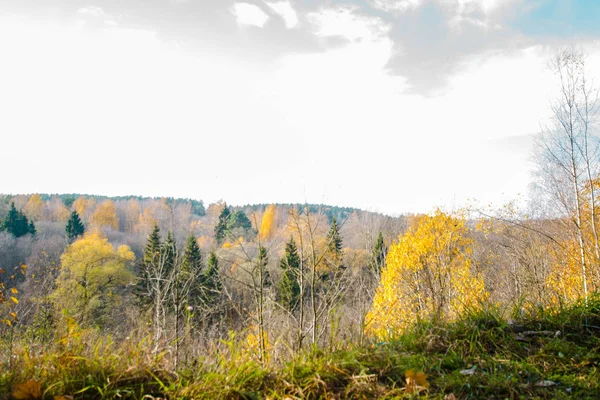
227, 210, 253, 232
214, 205, 231, 243
326, 217, 343, 255
369, 231, 387, 274
182, 234, 203, 307
279, 237, 301, 312
143, 225, 162, 266
28, 220, 37, 236
200, 251, 221, 306
257, 245, 271, 287
65, 211, 85, 241
162, 230, 177, 277
182, 234, 202, 274
1, 202, 35, 237
136, 224, 162, 307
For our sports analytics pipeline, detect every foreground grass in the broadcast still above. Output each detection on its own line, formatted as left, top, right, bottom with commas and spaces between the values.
2, 299, 600, 399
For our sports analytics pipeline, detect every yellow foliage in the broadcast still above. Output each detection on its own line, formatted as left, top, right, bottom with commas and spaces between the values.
73, 197, 96, 219
404, 370, 429, 394
196, 235, 214, 249
12, 380, 42, 399
259, 205, 277, 241
89, 200, 119, 230
23, 194, 43, 221
245, 324, 272, 363
365, 210, 487, 340
54, 232, 134, 324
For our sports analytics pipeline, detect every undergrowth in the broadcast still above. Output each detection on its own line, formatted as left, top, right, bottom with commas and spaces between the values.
2, 296, 600, 399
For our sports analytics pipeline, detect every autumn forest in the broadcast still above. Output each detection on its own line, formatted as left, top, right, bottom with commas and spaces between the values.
3, 50, 600, 398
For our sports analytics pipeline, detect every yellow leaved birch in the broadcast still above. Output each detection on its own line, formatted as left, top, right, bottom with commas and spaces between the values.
365, 210, 487, 340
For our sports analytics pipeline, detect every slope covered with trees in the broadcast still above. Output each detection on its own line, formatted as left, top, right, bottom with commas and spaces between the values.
2, 49, 600, 398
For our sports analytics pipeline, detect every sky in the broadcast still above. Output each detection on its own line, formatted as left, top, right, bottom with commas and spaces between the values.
1, 0, 600, 215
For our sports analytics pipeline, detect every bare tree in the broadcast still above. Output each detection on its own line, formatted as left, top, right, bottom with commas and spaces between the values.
535, 47, 600, 299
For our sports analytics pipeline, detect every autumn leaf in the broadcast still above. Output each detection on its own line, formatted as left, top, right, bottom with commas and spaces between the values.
11, 287, 18, 294
12, 380, 42, 399
404, 370, 429, 394
10, 296, 18, 304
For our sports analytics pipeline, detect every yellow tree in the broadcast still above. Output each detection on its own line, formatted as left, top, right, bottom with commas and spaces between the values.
90, 200, 119, 230
259, 205, 277, 241
73, 197, 96, 222
53, 232, 134, 326
23, 194, 43, 221
366, 210, 487, 340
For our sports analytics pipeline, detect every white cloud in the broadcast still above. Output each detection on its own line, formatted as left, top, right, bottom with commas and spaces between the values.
264, 1, 298, 29
308, 7, 390, 42
368, 0, 424, 13
77, 6, 105, 18
231, 3, 270, 28
439, 0, 519, 29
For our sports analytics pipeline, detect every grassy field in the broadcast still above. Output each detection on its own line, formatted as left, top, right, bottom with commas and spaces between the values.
3, 297, 600, 399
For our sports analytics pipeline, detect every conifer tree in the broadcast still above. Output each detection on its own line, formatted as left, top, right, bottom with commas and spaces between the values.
369, 232, 387, 274
214, 205, 231, 243
144, 225, 162, 266
200, 251, 221, 306
327, 217, 343, 255
136, 224, 162, 307
257, 245, 271, 287
66, 211, 85, 241
279, 236, 301, 312
28, 220, 37, 236
182, 234, 203, 305
1, 202, 35, 237
325, 217, 343, 272
228, 210, 253, 232
182, 234, 202, 273
162, 230, 177, 277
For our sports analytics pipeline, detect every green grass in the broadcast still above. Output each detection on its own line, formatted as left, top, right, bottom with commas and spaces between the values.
3, 298, 600, 399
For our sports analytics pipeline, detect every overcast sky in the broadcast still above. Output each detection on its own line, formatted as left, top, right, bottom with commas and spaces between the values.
1, 0, 600, 215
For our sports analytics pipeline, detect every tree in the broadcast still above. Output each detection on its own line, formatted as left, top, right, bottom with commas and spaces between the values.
65, 211, 85, 241
365, 210, 487, 340
52, 232, 135, 327
324, 217, 344, 274
1, 203, 35, 238
214, 205, 231, 243
327, 217, 343, 255
135, 224, 162, 308
162, 230, 177, 277
89, 200, 119, 230
182, 235, 202, 274
23, 194, 43, 221
369, 232, 387, 274
182, 234, 203, 306
227, 210, 254, 236
279, 236, 301, 312
535, 48, 600, 301
199, 251, 221, 307
259, 205, 277, 241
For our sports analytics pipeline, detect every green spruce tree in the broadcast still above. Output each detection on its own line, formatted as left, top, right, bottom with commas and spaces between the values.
1, 202, 35, 237
214, 205, 231, 243
144, 225, 162, 266
200, 251, 221, 307
326, 217, 343, 255
136, 224, 162, 307
66, 211, 85, 241
279, 237, 301, 312
162, 230, 177, 277
182, 234, 203, 306
182, 234, 202, 273
369, 231, 387, 274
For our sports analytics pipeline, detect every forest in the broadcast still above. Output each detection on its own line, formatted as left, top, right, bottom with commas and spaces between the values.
2, 50, 600, 399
